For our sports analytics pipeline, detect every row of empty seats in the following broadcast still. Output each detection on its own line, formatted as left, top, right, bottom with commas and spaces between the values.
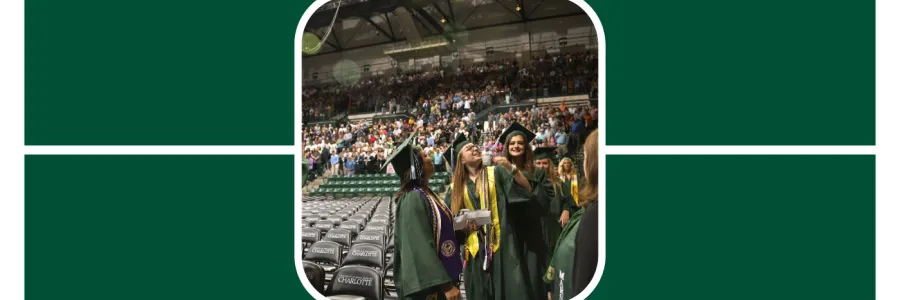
302, 196, 396, 300
310, 172, 450, 197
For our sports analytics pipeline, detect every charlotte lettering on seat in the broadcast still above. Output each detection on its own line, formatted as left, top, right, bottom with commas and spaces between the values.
337, 275, 374, 286
311, 247, 336, 255
328, 233, 349, 239
349, 250, 380, 257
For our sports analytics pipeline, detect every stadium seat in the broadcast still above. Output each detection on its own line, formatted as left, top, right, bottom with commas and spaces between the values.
315, 221, 335, 231
303, 261, 326, 294
339, 220, 362, 236
365, 223, 388, 235
354, 230, 386, 249
326, 266, 385, 300
342, 244, 385, 271
302, 227, 322, 247
324, 228, 353, 250
305, 241, 342, 272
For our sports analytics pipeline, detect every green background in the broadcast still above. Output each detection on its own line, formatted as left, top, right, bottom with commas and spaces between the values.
25, 156, 308, 299
25, 0, 874, 145
601, 0, 874, 145
598, 155, 874, 299
24, 0, 876, 299
25, 155, 875, 299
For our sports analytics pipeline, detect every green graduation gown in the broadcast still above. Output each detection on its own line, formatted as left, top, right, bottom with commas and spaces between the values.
545, 208, 584, 300
537, 171, 575, 264
443, 166, 538, 300
560, 177, 579, 212
522, 168, 555, 298
394, 191, 455, 300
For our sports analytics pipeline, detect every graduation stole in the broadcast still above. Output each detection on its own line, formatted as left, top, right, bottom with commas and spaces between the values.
451, 166, 500, 268
561, 174, 579, 206
415, 187, 463, 282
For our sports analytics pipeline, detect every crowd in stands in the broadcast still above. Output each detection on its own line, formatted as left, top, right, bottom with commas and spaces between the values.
302, 51, 598, 181
302, 52, 598, 122
519, 51, 599, 98
303, 99, 598, 183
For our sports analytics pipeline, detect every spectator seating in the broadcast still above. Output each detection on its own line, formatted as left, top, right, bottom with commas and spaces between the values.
302, 261, 327, 294
310, 172, 450, 197
302, 196, 400, 299
326, 265, 385, 300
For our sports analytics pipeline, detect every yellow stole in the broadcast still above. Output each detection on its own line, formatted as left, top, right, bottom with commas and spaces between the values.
451, 166, 500, 263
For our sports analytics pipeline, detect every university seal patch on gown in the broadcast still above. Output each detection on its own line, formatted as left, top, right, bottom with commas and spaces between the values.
416, 188, 463, 281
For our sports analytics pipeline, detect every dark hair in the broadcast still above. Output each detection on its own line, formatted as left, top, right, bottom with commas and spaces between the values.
502, 133, 535, 174
394, 148, 429, 198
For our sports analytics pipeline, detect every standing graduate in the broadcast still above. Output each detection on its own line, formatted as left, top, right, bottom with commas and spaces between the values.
558, 157, 580, 208
442, 133, 536, 300
388, 131, 464, 300
533, 147, 577, 259
534, 148, 579, 300
498, 122, 554, 300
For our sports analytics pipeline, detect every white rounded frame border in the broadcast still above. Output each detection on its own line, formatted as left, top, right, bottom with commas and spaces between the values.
293, 1, 607, 299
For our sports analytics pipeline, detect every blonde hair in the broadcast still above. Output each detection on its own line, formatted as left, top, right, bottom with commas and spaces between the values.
449, 146, 485, 215
579, 130, 599, 207
558, 157, 577, 177
545, 159, 562, 194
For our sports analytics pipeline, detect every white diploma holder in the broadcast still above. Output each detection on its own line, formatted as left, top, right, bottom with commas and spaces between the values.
453, 209, 493, 230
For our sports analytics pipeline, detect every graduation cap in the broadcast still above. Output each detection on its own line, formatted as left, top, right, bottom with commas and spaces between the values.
442, 133, 469, 172
533, 147, 557, 160
382, 131, 421, 179
497, 121, 536, 145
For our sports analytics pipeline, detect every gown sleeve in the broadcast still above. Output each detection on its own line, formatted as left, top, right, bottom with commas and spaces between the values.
494, 165, 531, 204
396, 192, 453, 298
530, 168, 554, 211
561, 180, 578, 215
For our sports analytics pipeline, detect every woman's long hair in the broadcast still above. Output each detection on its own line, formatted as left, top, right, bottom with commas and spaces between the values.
579, 130, 599, 207
502, 134, 535, 174
558, 157, 577, 178
449, 148, 485, 215
546, 159, 562, 193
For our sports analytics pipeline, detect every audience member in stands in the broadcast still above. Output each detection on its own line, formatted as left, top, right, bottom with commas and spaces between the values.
572, 130, 599, 295
388, 132, 463, 300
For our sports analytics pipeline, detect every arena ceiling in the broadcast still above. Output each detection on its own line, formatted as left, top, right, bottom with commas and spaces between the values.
302, 0, 588, 57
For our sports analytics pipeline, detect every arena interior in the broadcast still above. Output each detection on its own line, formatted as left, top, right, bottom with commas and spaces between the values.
300, 0, 599, 298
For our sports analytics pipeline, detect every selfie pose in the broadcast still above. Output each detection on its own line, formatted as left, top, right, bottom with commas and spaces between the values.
497, 122, 555, 300
442, 132, 536, 300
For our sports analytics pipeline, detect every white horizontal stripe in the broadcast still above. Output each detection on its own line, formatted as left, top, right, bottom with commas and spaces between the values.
603, 146, 877, 155
22, 146, 297, 155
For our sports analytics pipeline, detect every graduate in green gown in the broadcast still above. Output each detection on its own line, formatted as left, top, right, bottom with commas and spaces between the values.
389, 131, 464, 300
543, 208, 584, 300
441, 132, 537, 300
557, 157, 581, 208
498, 122, 554, 300
533, 148, 577, 259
